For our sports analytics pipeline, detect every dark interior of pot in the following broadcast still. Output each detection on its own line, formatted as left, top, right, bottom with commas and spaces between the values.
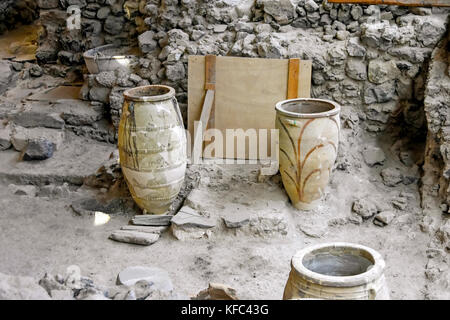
302, 247, 374, 277
281, 100, 335, 114
126, 86, 170, 98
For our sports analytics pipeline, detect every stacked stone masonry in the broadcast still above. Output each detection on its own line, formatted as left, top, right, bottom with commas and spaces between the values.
0, 0, 39, 34
34, 1, 450, 206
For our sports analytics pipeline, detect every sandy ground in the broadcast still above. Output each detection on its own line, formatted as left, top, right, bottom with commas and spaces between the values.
0, 162, 430, 300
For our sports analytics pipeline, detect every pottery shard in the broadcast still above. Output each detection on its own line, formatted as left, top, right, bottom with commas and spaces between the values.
194, 283, 238, 300
116, 266, 173, 293
109, 230, 160, 246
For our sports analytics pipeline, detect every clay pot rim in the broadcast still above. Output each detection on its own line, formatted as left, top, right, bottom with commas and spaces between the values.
275, 98, 340, 118
123, 85, 175, 102
83, 44, 136, 60
291, 242, 385, 287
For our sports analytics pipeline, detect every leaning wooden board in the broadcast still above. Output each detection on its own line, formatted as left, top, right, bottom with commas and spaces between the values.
188, 56, 312, 160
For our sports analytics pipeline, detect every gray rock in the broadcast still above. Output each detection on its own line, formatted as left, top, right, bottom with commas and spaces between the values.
392, 196, 407, 210
11, 126, 64, 151
96, 6, 110, 19
138, 31, 157, 53
257, 37, 284, 59
258, 0, 300, 25
116, 266, 173, 293
374, 211, 395, 226
23, 139, 55, 161
37, 0, 59, 9
417, 20, 446, 47
352, 198, 378, 219
29, 65, 43, 77
362, 146, 385, 166
0, 272, 51, 300
165, 62, 185, 82
8, 184, 37, 197
10, 111, 65, 129
368, 60, 399, 84
56, 99, 103, 126
361, 22, 383, 48
364, 81, 395, 104
222, 211, 251, 228
89, 86, 110, 103
0, 61, 13, 95
350, 5, 363, 20
0, 124, 11, 150
336, 30, 349, 40
304, 0, 319, 12
95, 71, 116, 88
345, 59, 367, 81
38, 273, 66, 296
104, 16, 124, 35
131, 214, 172, 226
346, 38, 366, 57
109, 230, 160, 246
327, 46, 347, 66
171, 206, 215, 228
380, 168, 403, 187
120, 225, 167, 234
213, 24, 227, 33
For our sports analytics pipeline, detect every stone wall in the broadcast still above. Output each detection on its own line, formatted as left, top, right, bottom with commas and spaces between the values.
36, 0, 141, 65
0, 0, 39, 34
35, 0, 450, 204
423, 29, 450, 212
57, 1, 448, 135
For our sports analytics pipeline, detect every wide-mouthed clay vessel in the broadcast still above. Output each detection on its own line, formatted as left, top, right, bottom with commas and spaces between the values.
118, 85, 186, 214
283, 242, 390, 300
275, 98, 340, 210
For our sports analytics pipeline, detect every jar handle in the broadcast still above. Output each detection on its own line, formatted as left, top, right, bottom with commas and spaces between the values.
368, 284, 377, 300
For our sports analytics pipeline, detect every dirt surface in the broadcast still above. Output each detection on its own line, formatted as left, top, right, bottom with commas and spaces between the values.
0, 160, 431, 299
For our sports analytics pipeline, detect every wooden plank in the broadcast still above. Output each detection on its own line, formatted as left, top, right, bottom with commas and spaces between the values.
205, 54, 216, 90
327, 0, 450, 7
287, 58, 300, 99
192, 89, 215, 163
299, 60, 312, 98
188, 56, 312, 160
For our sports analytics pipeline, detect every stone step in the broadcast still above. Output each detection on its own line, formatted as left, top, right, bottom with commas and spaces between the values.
0, 132, 116, 185
11, 125, 65, 151
7, 99, 104, 129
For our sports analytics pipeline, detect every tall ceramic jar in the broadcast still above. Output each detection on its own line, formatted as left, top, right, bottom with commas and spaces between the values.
118, 85, 186, 214
275, 98, 340, 210
283, 242, 390, 300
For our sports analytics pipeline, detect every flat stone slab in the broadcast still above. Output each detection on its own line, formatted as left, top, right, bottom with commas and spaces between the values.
116, 266, 173, 293
131, 215, 173, 226
222, 210, 251, 228
109, 230, 160, 246
26, 86, 81, 102
0, 133, 115, 185
120, 225, 167, 234
171, 206, 216, 228
11, 126, 64, 151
